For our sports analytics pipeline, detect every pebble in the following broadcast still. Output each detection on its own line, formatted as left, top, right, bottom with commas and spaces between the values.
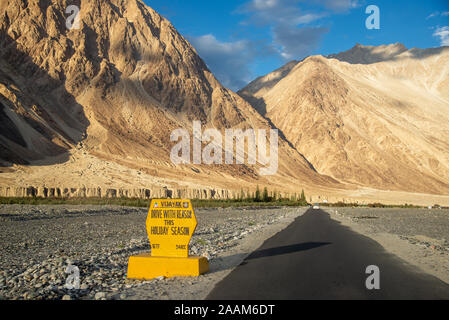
95, 292, 106, 300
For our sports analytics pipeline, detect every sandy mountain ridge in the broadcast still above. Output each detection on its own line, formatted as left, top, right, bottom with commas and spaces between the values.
0, 0, 338, 200
0, 0, 448, 205
239, 43, 449, 196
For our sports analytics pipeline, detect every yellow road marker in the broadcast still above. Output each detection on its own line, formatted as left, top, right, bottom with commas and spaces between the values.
127, 199, 209, 280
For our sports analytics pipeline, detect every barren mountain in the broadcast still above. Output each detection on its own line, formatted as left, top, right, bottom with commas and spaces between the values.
0, 0, 337, 198
240, 44, 449, 195
1, 1, 448, 204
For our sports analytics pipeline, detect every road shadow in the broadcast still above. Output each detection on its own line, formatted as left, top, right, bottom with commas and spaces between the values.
209, 241, 331, 274
246, 242, 331, 260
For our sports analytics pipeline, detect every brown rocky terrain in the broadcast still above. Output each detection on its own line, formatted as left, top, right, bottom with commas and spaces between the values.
239, 43, 449, 196
0, 0, 338, 198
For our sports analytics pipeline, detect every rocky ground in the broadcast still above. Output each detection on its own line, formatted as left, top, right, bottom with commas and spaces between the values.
0, 204, 304, 300
1, 205, 448, 300
328, 207, 449, 284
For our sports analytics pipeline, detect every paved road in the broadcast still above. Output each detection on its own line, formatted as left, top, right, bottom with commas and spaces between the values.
207, 209, 449, 300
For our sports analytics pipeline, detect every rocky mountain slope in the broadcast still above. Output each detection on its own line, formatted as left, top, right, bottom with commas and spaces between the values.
0, 0, 337, 197
239, 44, 449, 194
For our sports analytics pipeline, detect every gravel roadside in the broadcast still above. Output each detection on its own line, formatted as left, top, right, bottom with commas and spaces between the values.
0, 204, 305, 300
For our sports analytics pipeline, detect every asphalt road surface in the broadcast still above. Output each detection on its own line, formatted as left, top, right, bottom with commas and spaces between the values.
207, 209, 449, 300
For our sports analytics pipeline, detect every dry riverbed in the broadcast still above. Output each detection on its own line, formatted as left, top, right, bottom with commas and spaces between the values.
0, 204, 305, 300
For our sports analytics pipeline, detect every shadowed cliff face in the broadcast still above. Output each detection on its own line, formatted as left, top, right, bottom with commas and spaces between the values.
0, 30, 88, 166
0, 0, 337, 194
0, 0, 212, 165
0, 0, 274, 160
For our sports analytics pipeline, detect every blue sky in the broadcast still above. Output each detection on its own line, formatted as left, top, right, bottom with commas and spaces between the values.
144, 0, 449, 90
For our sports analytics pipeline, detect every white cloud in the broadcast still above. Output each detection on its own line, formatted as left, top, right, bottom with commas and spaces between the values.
310, 0, 359, 12
273, 24, 328, 59
252, 0, 279, 10
426, 12, 438, 19
295, 13, 327, 24
238, 0, 331, 60
238, 0, 325, 26
427, 11, 449, 19
188, 34, 257, 90
433, 26, 449, 46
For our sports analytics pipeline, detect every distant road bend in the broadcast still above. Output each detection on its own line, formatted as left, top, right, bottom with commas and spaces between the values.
207, 209, 449, 300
